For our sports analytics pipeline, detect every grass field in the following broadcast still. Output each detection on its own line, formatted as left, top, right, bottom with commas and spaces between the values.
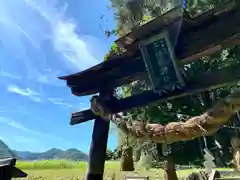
14, 160, 236, 180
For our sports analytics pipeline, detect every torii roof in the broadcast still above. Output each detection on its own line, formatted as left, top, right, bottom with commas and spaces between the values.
59, 1, 240, 97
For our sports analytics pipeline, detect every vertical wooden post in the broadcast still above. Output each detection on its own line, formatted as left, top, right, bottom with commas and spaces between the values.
0, 166, 12, 180
86, 90, 112, 180
163, 155, 178, 180
0, 158, 27, 180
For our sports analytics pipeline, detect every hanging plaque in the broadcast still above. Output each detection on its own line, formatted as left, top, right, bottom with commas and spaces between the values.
139, 31, 185, 94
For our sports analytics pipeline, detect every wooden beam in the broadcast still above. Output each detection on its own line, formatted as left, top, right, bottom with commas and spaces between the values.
70, 65, 240, 125
71, 111, 94, 125
59, 3, 240, 96
71, 111, 95, 125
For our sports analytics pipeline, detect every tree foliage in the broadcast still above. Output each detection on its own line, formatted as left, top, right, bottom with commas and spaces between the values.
106, 148, 114, 160
104, 43, 124, 61
107, 0, 231, 37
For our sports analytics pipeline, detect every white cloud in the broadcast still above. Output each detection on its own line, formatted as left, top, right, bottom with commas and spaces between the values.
48, 98, 73, 109
0, 70, 21, 80
53, 21, 99, 70
0, 117, 33, 133
8, 121, 30, 132
7, 85, 42, 103
24, 0, 100, 71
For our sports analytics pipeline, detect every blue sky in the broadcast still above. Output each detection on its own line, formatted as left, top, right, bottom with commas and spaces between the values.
0, 0, 118, 153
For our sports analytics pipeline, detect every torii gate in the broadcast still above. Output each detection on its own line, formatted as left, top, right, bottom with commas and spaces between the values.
59, 1, 240, 180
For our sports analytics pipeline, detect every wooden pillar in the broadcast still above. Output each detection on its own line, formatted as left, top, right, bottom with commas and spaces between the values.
86, 90, 111, 180
0, 165, 27, 180
0, 166, 12, 180
163, 156, 178, 180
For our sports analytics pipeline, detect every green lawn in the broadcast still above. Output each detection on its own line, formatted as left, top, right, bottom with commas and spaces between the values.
14, 160, 237, 180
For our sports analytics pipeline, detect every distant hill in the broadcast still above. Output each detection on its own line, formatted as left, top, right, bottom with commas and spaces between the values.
13, 148, 89, 161
0, 139, 88, 161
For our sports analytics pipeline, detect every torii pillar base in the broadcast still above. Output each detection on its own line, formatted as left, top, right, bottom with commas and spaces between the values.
163, 156, 178, 180
86, 117, 110, 180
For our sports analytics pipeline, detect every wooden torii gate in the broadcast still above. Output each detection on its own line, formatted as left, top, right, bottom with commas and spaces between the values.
59, 1, 240, 180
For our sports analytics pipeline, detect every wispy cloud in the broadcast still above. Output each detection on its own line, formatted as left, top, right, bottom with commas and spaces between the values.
7, 85, 42, 103
24, 0, 100, 71
0, 117, 73, 145
0, 117, 36, 133
7, 120, 31, 132
48, 98, 72, 109
36, 70, 64, 87
0, 70, 21, 80
0, 0, 104, 91
17, 25, 39, 49
53, 21, 99, 70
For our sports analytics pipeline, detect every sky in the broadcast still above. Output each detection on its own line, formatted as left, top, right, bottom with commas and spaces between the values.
0, 0, 118, 153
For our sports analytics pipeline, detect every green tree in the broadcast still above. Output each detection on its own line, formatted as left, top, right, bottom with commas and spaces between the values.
109, 0, 182, 36
112, 147, 122, 160
106, 148, 114, 160
107, 0, 230, 37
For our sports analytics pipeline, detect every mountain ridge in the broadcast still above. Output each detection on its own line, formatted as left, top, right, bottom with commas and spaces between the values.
13, 148, 89, 161
0, 139, 88, 161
